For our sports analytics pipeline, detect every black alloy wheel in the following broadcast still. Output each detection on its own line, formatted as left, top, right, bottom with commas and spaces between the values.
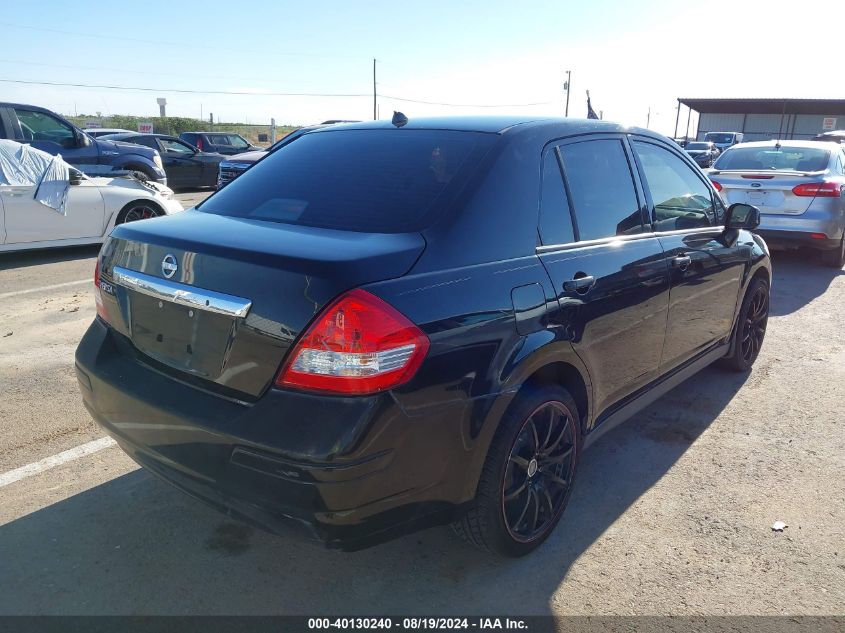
453, 385, 581, 556
502, 401, 577, 543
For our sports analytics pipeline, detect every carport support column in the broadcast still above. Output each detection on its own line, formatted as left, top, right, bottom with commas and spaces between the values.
674, 99, 681, 139
685, 106, 692, 141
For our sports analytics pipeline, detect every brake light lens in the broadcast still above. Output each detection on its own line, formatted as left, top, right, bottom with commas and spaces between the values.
792, 182, 843, 198
711, 180, 722, 192
195, 137, 203, 150
93, 257, 108, 321
276, 289, 430, 395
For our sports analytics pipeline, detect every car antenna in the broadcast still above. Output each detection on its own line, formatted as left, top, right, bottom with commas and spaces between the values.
392, 111, 409, 128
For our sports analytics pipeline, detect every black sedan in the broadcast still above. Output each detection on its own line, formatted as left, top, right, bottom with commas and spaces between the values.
77, 116, 770, 556
100, 133, 225, 189
684, 141, 720, 168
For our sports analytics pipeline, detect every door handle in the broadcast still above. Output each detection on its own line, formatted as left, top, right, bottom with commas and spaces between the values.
672, 255, 692, 271
563, 275, 595, 293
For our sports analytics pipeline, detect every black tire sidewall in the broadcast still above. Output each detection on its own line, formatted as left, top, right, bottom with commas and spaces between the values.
116, 201, 162, 225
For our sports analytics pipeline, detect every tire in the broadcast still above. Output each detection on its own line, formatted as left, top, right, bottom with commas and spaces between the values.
820, 237, 845, 269
452, 384, 581, 557
115, 201, 163, 225
720, 277, 769, 372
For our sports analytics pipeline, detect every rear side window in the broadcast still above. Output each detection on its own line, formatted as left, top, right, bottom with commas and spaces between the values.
538, 150, 575, 245
199, 129, 495, 233
558, 139, 643, 241
632, 141, 715, 230
207, 134, 250, 149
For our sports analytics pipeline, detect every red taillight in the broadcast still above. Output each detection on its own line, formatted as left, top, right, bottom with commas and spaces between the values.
195, 137, 203, 150
810, 233, 828, 240
93, 257, 108, 321
275, 289, 430, 395
711, 180, 722, 192
792, 182, 843, 198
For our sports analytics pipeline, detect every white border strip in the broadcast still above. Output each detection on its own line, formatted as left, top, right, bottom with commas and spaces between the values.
0, 278, 90, 300
0, 436, 116, 488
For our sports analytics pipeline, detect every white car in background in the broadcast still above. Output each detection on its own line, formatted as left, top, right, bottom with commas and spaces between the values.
0, 140, 183, 253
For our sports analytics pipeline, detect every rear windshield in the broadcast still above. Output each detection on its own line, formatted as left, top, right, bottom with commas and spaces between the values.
206, 134, 250, 148
714, 146, 830, 172
198, 129, 495, 233
705, 133, 735, 144
685, 142, 710, 150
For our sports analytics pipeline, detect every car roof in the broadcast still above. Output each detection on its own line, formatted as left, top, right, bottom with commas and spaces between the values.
309, 115, 657, 139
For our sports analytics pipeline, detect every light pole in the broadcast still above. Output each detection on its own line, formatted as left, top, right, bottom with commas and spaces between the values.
564, 70, 571, 117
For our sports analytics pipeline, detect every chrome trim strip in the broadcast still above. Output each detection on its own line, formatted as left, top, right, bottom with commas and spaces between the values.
112, 266, 252, 318
536, 226, 727, 253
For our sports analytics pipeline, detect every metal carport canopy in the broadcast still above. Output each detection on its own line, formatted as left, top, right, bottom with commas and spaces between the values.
678, 98, 845, 115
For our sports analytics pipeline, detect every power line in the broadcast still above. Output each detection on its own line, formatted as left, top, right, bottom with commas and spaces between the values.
380, 94, 554, 108
0, 78, 368, 98
0, 78, 556, 108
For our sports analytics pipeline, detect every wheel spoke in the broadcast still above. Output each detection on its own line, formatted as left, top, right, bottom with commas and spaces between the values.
527, 418, 540, 453
504, 479, 528, 501
541, 485, 555, 516
510, 455, 530, 471
528, 488, 540, 533
540, 445, 573, 466
545, 472, 569, 489
540, 408, 555, 452
513, 488, 532, 528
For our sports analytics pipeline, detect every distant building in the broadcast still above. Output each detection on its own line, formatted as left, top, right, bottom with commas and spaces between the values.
676, 98, 845, 142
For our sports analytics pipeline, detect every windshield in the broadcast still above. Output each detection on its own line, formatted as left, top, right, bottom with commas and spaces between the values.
686, 142, 710, 150
704, 133, 735, 144
714, 146, 831, 172
199, 129, 495, 233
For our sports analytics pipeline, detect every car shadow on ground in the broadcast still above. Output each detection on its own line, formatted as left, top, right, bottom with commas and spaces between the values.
769, 249, 844, 316
0, 366, 748, 615
0, 244, 100, 271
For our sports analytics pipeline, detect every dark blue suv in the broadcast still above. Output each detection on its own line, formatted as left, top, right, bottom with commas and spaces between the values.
0, 103, 167, 184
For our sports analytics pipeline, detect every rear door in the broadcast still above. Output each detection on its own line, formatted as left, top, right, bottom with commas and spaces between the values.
537, 135, 670, 420
630, 137, 746, 371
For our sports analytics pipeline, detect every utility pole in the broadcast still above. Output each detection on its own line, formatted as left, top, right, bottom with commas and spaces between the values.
673, 99, 681, 139
647, 106, 651, 128
564, 70, 571, 117
373, 58, 377, 121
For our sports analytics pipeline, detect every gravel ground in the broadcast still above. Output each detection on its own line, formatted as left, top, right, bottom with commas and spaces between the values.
0, 202, 842, 615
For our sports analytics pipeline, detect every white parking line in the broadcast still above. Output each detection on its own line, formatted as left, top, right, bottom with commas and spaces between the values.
0, 278, 91, 300
0, 437, 116, 488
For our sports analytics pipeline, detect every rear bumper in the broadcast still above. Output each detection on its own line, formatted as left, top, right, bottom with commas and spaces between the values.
74, 319, 475, 550
756, 229, 841, 250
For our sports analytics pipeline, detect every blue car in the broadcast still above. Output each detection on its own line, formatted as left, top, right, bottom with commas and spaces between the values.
0, 102, 167, 184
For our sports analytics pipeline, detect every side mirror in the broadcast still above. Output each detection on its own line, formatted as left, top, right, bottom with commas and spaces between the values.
725, 203, 760, 230
75, 131, 91, 148
69, 170, 83, 185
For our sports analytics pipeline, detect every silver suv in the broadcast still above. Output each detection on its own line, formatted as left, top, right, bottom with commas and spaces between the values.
708, 140, 845, 267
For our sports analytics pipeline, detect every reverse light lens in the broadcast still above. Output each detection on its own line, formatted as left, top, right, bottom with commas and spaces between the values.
792, 182, 843, 198
276, 289, 430, 395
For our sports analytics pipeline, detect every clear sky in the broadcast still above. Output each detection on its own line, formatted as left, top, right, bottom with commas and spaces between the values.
1, 0, 842, 135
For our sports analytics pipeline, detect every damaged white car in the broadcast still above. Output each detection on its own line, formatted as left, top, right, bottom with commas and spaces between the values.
0, 140, 183, 252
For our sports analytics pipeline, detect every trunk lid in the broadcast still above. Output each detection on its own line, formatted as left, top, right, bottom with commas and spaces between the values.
710, 170, 828, 215
98, 211, 425, 399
